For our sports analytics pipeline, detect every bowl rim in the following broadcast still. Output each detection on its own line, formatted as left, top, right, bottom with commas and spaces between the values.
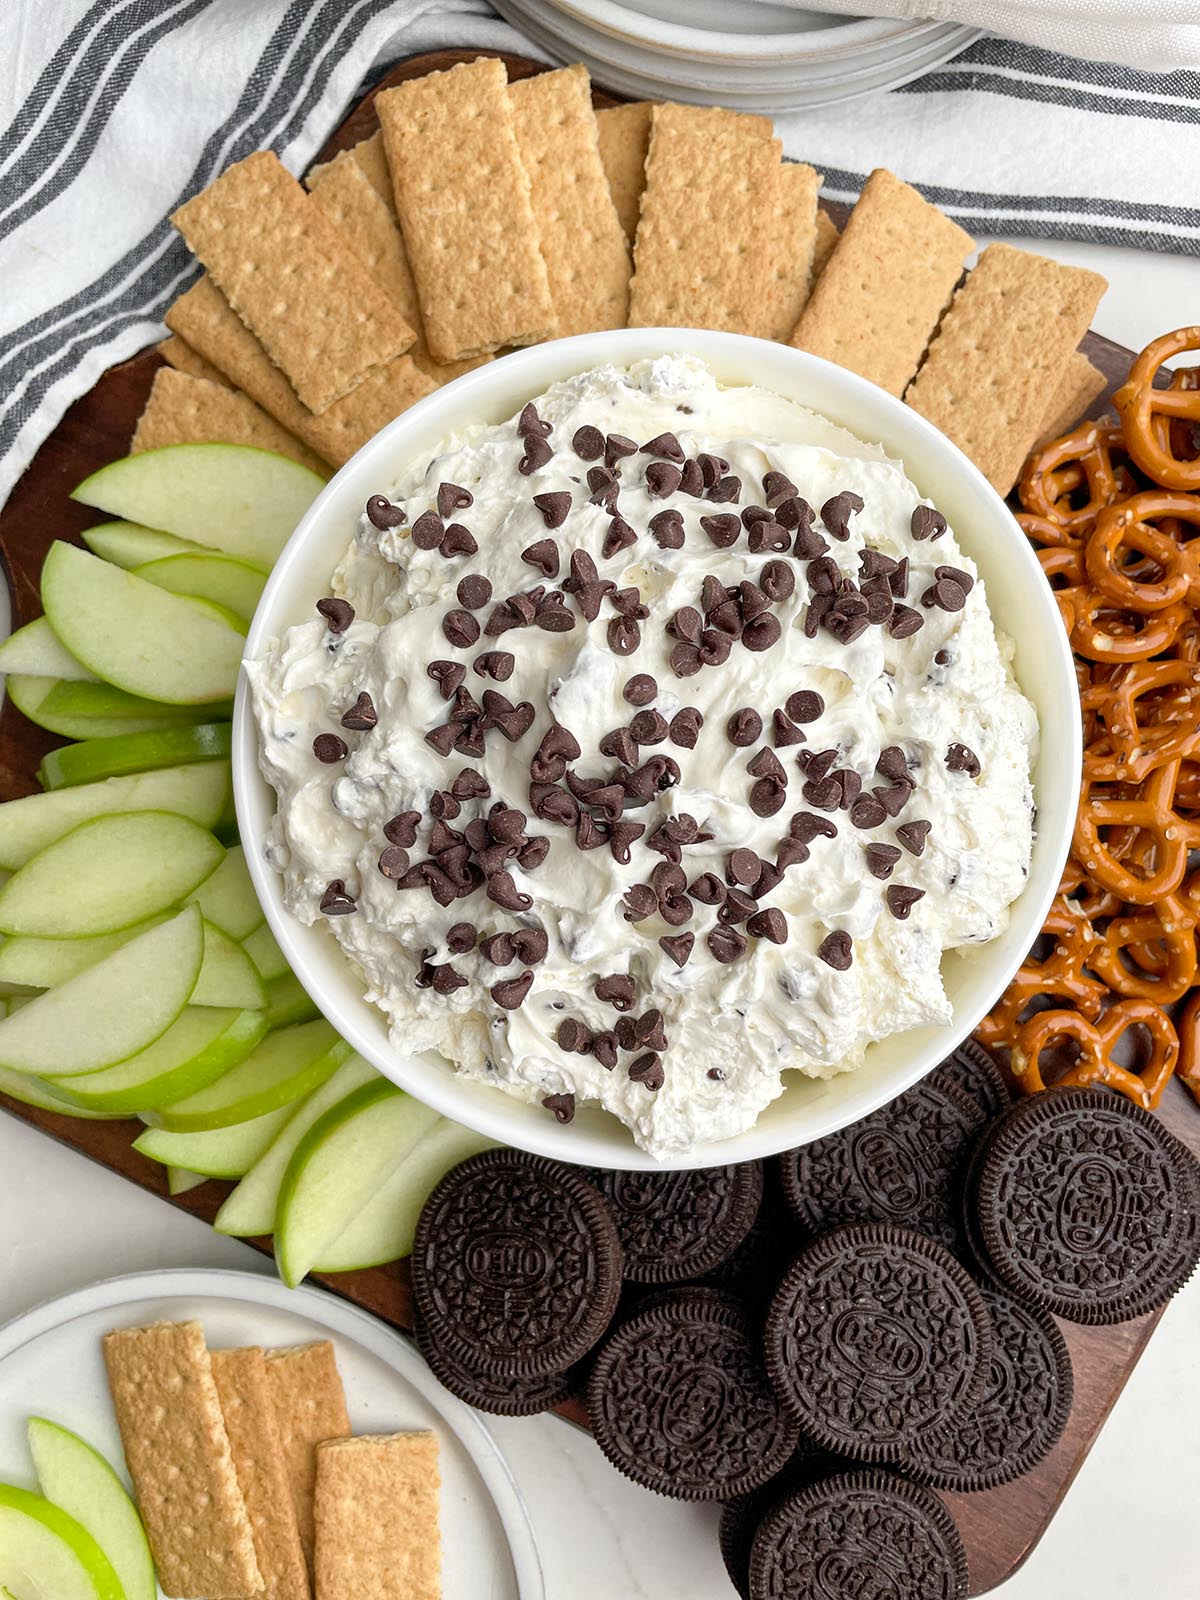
234, 328, 1080, 1171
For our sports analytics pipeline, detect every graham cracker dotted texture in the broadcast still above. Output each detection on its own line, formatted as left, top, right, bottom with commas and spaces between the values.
596, 101, 654, 243
760, 162, 822, 341
906, 242, 1107, 493
212, 1347, 311, 1600
1034, 349, 1108, 448
376, 58, 558, 362
102, 1320, 263, 1599
509, 65, 630, 336
790, 168, 973, 397
313, 1433, 441, 1600
172, 151, 416, 414
133, 366, 327, 474
628, 103, 782, 334
157, 334, 229, 387
307, 131, 394, 217
811, 208, 840, 283
264, 1341, 351, 1570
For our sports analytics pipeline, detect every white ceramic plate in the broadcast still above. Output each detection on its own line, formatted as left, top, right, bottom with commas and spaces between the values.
546, 0, 928, 60
0, 1269, 545, 1600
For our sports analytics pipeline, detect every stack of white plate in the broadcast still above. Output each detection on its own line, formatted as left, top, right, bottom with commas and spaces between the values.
493, 0, 979, 110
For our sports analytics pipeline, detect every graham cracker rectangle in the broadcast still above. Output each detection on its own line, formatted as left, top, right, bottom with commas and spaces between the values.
165, 275, 436, 468
171, 151, 416, 413
313, 1433, 441, 1600
308, 155, 415, 322
596, 101, 653, 243
790, 168, 972, 396
907, 242, 1108, 493
102, 1320, 262, 1599
1035, 349, 1108, 447
509, 65, 630, 335
158, 333, 230, 387
760, 161, 822, 340
811, 208, 840, 283
264, 1341, 351, 1568
307, 131, 394, 217
212, 1347, 311, 1600
628, 104, 781, 333
133, 366, 327, 474
376, 58, 558, 361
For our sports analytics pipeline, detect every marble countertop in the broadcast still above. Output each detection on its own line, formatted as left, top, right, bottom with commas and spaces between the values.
0, 233, 1197, 1599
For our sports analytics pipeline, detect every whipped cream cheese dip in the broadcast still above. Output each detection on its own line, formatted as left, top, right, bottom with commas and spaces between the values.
248, 357, 1037, 1158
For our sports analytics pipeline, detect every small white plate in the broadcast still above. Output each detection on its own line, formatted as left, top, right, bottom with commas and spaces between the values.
0, 1268, 545, 1600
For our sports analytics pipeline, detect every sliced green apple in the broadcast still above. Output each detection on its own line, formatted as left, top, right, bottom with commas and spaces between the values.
133, 1102, 296, 1178
213, 1055, 378, 1238
6, 675, 205, 742
135, 554, 266, 627
0, 619, 97, 682
0, 906, 202, 1076
71, 443, 324, 569
191, 922, 267, 1010
275, 1079, 439, 1288
0, 763, 231, 871
82, 520, 208, 569
264, 972, 319, 1029
41, 542, 245, 706
0, 1484, 125, 1600
149, 1018, 350, 1132
167, 1167, 207, 1195
28, 1419, 154, 1600
0, 917, 167, 988
46, 1006, 267, 1114
242, 921, 287, 982
37, 724, 232, 791
0, 1064, 126, 1119
0, 812, 222, 938
186, 845, 263, 941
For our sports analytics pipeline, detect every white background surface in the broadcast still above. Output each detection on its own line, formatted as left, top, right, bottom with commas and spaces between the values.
0, 233, 1198, 1599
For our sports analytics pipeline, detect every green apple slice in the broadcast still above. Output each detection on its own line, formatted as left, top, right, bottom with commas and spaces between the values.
213, 1055, 378, 1238
315, 1117, 496, 1273
37, 724, 232, 791
6, 676, 207, 741
133, 1102, 295, 1177
27, 1419, 154, 1600
0, 763, 231, 871
135, 554, 266, 627
242, 921, 287, 981
191, 923, 267, 1009
275, 1079, 439, 1288
41, 543, 245, 706
46, 1006, 267, 1113
82, 520, 209, 569
148, 1018, 350, 1133
186, 846, 263, 941
0, 917, 168, 988
0, 1484, 126, 1600
167, 1166, 207, 1195
0, 1065, 126, 1119
0, 812, 222, 938
0, 619, 97, 682
0, 907, 202, 1076
264, 972, 319, 1029
71, 443, 324, 569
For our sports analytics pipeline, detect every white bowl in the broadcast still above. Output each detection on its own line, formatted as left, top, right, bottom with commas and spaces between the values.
235, 330, 1079, 1171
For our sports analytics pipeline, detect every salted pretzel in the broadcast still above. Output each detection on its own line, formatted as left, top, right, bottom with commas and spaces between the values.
1010, 999, 1180, 1108
1176, 991, 1200, 1106
1074, 758, 1200, 905
1018, 419, 1129, 532
1068, 590, 1191, 662
1089, 893, 1198, 1006
1113, 326, 1200, 490
977, 896, 1106, 1048
1080, 659, 1200, 783
1085, 494, 1200, 611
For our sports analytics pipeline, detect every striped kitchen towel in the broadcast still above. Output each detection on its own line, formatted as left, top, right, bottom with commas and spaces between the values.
0, 0, 1196, 510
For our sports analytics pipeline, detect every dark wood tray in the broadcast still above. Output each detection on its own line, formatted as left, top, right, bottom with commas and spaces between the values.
1, 48, 1195, 1597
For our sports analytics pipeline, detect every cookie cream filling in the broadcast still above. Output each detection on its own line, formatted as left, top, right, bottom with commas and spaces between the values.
248, 357, 1037, 1158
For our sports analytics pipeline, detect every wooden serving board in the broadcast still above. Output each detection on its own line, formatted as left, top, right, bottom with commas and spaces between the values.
0, 48, 1195, 1597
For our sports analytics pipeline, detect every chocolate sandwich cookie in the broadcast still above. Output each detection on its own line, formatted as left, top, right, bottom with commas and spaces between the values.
587, 1161, 764, 1283
704, 1186, 796, 1311
776, 1074, 985, 1254
586, 1295, 800, 1500
932, 1036, 1012, 1120
749, 1472, 969, 1600
411, 1149, 623, 1379
974, 1087, 1200, 1324
764, 1223, 991, 1462
718, 1437, 844, 1600
413, 1313, 578, 1417
904, 1286, 1073, 1490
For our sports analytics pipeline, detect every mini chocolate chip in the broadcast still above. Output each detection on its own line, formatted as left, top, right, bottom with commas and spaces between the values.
668, 707, 703, 748
923, 577, 966, 612
708, 926, 747, 964
557, 1018, 592, 1053
720, 887, 757, 927
935, 648, 952, 666
411, 509, 444, 550
911, 504, 947, 541
642, 432, 685, 463
518, 836, 550, 870
743, 613, 782, 652
628, 1052, 664, 1090
649, 509, 685, 549
511, 929, 548, 965
890, 558, 910, 599
776, 838, 809, 870
875, 746, 907, 781
533, 490, 571, 528
591, 1032, 619, 1070
605, 433, 638, 469
340, 692, 377, 732
473, 650, 515, 681
608, 616, 641, 656
821, 491, 864, 539
517, 403, 551, 438
427, 660, 465, 699
521, 538, 560, 577
535, 595, 575, 634
600, 726, 639, 765
792, 524, 828, 561
688, 872, 725, 906
896, 820, 931, 855
542, 1092, 576, 1123
850, 795, 888, 830
700, 513, 740, 548
480, 932, 515, 966
431, 963, 469, 995
750, 777, 787, 816
668, 606, 703, 645
316, 596, 354, 633
629, 709, 667, 745
623, 883, 658, 922
383, 814, 419, 851
440, 523, 478, 558
772, 710, 803, 747
636, 1009, 669, 1052
652, 862, 687, 900
672, 458, 700, 496
888, 604, 924, 639
445, 922, 477, 954
837, 769, 863, 808
623, 673, 658, 706
492, 971, 534, 1008
572, 424, 605, 460
659, 932, 694, 967
886, 885, 926, 920
645, 461, 683, 498
587, 465, 620, 509
727, 848, 761, 886
456, 574, 492, 610
442, 609, 481, 648
615, 1016, 639, 1050
519, 435, 553, 475
758, 560, 795, 603
747, 519, 791, 555
763, 470, 799, 507
365, 495, 404, 531
865, 843, 901, 879
488, 871, 533, 912
739, 581, 770, 622
817, 930, 853, 969
313, 732, 347, 763
747, 747, 786, 782
670, 642, 702, 677
727, 708, 763, 747
602, 516, 639, 560
946, 742, 981, 777
320, 879, 356, 915
437, 482, 473, 519
609, 820, 645, 864
747, 907, 788, 944
376, 844, 409, 879
707, 475, 741, 504
595, 974, 636, 1010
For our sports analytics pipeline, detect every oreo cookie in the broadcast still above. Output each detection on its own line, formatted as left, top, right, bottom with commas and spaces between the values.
903, 1286, 1073, 1490
412, 1149, 622, 1378
764, 1223, 991, 1462
704, 1185, 796, 1311
718, 1437, 844, 1600
588, 1161, 763, 1283
932, 1037, 1011, 1119
974, 1088, 1200, 1324
777, 1074, 985, 1254
413, 1314, 578, 1417
749, 1472, 969, 1600
586, 1294, 800, 1499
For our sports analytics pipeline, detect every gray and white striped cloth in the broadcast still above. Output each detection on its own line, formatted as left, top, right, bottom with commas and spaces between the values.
2, 0, 1197, 509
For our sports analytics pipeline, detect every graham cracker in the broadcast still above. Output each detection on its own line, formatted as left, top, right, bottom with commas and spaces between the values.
307, 131, 394, 217
760, 161, 822, 340
133, 366, 326, 473
264, 1341, 351, 1568
1035, 349, 1108, 447
212, 1347, 311, 1600
158, 333, 230, 387
308, 156, 415, 320
509, 65, 630, 335
313, 1434, 441, 1600
628, 104, 782, 333
596, 101, 653, 243
376, 58, 558, 361
790, 168, 972, 396
171, 151, 416, 413
166, 275, 436, 468
102, 1320, 262, 1599
811, 208, 840, 282
906, 242, 1108, 493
